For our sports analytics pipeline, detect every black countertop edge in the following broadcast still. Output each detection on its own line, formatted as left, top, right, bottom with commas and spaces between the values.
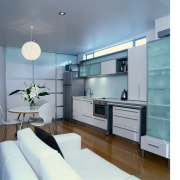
107, 102, 146, 109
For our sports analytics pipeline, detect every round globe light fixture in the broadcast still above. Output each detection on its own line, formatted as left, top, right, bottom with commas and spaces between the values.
22, 41, 41, 60
21, 26, 41, 61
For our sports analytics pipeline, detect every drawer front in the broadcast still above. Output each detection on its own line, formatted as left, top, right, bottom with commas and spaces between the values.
141, 137, 169, 158
82, 115, 93, 124
93, 117, 107, 130
113, 115, 139, 131
113, 126, 140, 142
113, 106, 140, 119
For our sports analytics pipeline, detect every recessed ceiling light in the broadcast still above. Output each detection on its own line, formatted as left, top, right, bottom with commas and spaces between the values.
59, 12, 66, 15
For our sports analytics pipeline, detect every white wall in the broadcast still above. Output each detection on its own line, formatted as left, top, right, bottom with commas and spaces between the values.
155, 15, 170, 39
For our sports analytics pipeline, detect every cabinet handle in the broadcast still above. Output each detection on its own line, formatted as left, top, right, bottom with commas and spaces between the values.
114, 126, 137, 133
114, 108, 138, 113
148, 143, 159, 148
94, 118, 105, 122
82, 115, 92, 118
114, 115, 138, 121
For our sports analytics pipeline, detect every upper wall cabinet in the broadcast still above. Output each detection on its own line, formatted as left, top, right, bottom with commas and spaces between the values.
128, 44, 147, 101
80, 57, 128, 77
101, 58, 128, 75
79, 63, 101, 77
89, 63, 101, 76
101, 59, 116, 75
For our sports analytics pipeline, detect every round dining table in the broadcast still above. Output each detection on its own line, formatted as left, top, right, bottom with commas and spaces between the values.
8, 106, 39, 130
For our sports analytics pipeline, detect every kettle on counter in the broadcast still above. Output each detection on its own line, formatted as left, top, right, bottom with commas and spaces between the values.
121, 89, 127, 100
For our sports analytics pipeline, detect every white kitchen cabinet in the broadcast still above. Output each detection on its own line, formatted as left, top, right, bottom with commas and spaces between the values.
82, 99, 93, 117
112, 106, 145, 143
141, 135, 170, 159
93, 116, 107, 130
73, 97, 93, 123
101, 59, 116, 75
79, 63, 101, 77
73, 98, 84, 121
72, 97, 108, 132
81, 99, 94, 124
128, 45, 147, 101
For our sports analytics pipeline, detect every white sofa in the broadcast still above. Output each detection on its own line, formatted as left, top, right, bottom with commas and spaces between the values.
0, 128, 140, 180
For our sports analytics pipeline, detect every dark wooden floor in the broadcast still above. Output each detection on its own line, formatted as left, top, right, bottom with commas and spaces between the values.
0, 120, 170, 180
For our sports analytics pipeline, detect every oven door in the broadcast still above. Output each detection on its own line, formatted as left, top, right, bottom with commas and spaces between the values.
93, 100, 107, 119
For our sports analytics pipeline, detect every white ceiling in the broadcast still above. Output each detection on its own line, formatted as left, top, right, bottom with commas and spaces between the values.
0, 0, 170, 55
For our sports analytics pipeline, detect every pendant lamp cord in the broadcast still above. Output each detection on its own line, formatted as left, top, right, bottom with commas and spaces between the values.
30, 26, 34, 41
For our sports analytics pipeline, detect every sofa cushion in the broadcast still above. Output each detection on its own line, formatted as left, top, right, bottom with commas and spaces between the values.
17, 128, 57, 179
64, 148, 140, 180
0, 141, 38, 180
17, 128, 82, 180
40, 150, 82, 180
35, 127, 64, 158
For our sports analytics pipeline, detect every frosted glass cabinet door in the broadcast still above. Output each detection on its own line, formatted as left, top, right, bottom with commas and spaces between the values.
89, 63, 101, 76
79, 65, 89, 77
147, 37, 170, 141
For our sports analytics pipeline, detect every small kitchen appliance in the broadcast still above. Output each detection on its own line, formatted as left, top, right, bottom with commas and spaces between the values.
121, 89, 127, 100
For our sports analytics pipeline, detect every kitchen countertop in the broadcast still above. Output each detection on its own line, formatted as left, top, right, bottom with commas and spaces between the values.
73, 96, 147, 107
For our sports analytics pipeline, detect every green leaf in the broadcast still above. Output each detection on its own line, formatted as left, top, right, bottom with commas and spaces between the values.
39, 92, 49, 96
9, 90, 23, 96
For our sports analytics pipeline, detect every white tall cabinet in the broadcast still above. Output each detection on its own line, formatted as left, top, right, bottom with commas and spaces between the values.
128, 45, 147, 101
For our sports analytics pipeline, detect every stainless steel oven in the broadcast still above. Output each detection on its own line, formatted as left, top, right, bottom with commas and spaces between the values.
93, 100, 107, 119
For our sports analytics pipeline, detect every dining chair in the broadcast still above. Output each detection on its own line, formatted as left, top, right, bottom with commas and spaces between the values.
0, 105, 21, 140
28, 102, 55, 134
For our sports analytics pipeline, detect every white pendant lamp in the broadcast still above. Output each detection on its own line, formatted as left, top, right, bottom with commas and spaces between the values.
22, 26, 41, 60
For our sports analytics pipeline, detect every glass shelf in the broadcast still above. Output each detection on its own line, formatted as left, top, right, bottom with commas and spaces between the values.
148, 115, 169, 122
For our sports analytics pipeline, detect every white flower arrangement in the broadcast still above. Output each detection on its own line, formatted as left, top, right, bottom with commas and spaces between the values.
9, 83, 50, 108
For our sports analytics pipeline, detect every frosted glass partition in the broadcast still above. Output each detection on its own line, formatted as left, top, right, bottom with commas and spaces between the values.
5, 47, 77, 121
56, 54, 77, 66
34, 52, 56, 66
34, 65, 56, 79
6, 47, 32, 64
147, 37, 170, 141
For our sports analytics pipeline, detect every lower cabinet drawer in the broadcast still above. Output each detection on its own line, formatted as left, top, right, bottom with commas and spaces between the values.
113, 115, 139, 131
93, 117, 107, 130
113, 126, 140, 142
82, 115, 93, 124
113, 106, 140, 119
141, 136, 170, 158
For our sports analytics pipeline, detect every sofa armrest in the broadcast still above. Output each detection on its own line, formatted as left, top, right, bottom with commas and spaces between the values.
0, 141, 38, 180
53, 133, 81, 158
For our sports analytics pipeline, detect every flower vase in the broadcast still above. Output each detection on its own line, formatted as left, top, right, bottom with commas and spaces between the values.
29, 100, 35, 109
